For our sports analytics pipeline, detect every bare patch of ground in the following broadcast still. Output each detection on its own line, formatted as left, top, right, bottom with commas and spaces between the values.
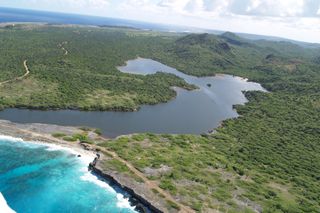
143, 164, 172, 177
233, 195, 262, 213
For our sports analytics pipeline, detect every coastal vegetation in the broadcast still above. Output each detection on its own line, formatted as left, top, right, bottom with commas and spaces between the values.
1, 24, 320, 212
0, 24, 195, 111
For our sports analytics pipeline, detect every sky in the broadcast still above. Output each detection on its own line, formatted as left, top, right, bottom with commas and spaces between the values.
1, 0, 320, 43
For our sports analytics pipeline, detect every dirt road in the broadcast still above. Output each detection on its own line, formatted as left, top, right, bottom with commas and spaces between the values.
0, 60, 30, 85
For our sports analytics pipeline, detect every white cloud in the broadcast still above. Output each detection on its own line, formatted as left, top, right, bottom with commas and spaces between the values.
36, 0, 110, 12
155, 0, 320, 17
115, 0, 320, 43
245, 0, 305, 17
2, 0, 320, 43
71, 0, 110, 9
184, 0, 203, 13
157, 0, 230, 16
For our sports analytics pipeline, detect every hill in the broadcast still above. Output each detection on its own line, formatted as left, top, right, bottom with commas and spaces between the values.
0, 25, 196, 111
0, 24, 320, 212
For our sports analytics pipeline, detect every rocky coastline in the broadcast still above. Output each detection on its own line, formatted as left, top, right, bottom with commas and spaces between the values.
89, 157, 162, 213
79, 144, 163, 213
0, 119, 165, 213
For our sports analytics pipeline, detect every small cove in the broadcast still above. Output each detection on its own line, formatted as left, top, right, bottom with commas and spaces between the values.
0, 58, 265, 137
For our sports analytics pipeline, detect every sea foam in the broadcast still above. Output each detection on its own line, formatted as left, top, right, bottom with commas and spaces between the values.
43, 143, 94, 165
0, 134, 94, 164
80, 172, 136, 211
0, 193, 16, 213
0, 135, 23, 142
116, 194, 135, 209
1, 134, 136, 212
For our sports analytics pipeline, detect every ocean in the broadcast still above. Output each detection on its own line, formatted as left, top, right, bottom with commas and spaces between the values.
0, 7, 188, 32
0, 135, 136, 213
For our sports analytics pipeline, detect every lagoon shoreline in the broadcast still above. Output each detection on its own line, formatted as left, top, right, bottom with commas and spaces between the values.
0, 119, 164, 213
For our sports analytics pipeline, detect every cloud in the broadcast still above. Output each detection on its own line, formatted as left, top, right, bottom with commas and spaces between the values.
157, 0, 230, 15
156, 0, 320, 17
184, 0, 203, 13
116, 0, 320, 43
245, 0, 305, 17
60, 0, 110, 9
8, 0, 319, 18
2, 0, 320, 42
23, 0, 111, 12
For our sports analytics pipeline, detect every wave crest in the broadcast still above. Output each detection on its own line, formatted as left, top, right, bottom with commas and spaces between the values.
0, 135, 23, 142
0, 193, 16, 213
80, 173, 136, 211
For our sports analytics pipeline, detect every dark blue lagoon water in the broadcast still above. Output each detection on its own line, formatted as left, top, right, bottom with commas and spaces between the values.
0, 58, 266, 137
0, 135, 136, 213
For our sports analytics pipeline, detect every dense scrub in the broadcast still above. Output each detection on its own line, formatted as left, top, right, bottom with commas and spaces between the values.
97, 31, 319, 212
1, 24, 320, 212
0, 25, 194, 110
100, 85, 320, 212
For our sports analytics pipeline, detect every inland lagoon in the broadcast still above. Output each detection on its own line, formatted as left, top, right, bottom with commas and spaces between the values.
0, 58, 265, 137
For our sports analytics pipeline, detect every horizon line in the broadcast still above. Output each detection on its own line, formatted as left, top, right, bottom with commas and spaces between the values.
1, 6, 319, 45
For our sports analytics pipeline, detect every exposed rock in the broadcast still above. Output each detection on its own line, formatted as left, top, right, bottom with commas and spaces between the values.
143, 165, 172, 177
0, 119, 175, 213
233, 195, 262, 213
92, 161, 165, 213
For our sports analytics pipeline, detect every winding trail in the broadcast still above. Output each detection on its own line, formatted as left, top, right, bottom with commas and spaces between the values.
61, 46, 68, 55
0, 59, 193, 212
98, 146, 195, 213
58, 41, 68, 55
0, 60, 30, 86
0, 121, 194, 213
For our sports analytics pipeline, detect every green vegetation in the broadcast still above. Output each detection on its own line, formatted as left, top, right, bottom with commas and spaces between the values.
1, 24, 320, 212
60, 132, 93, 143
79, 126, 92, 131
100, 151, 144, 183
73, 133, 94, 144
51, 132, 66, 138
100, 125, 319, 212
62, 136, 77, 142
0, 24, 195, 111
166, 199, 181, 210
96, 31, 318, 212
94, 128, 102, 136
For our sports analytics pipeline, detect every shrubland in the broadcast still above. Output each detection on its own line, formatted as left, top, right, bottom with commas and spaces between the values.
1, 24, 320, 212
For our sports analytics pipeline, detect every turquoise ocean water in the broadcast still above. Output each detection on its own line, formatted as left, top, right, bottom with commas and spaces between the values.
0, 135, 137, 213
